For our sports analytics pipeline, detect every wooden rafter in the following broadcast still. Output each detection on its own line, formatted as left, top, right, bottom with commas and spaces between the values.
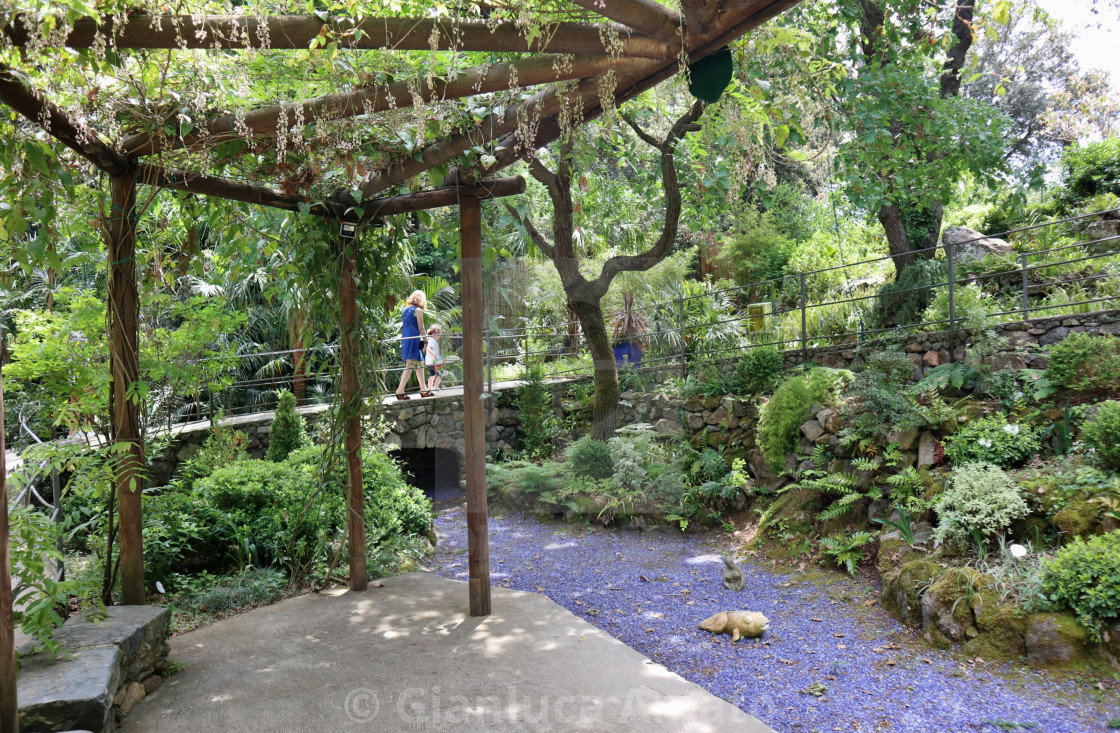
482, 0, 798, 178
0, 64, 131, 177
3, 15, 671, 57
122, 54, 633, 157
568, 0, 682, 47
680, 0, 722, 35
346, 60, 649, 202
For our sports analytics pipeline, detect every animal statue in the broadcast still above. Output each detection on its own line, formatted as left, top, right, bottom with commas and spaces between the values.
721, 555, 745, 592
698, 611, 770, 641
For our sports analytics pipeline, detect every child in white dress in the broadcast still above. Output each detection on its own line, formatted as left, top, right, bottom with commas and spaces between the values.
425, 324, 444, 390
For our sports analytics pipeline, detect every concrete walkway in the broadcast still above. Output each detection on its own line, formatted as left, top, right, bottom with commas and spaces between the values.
121, 573, 772, 733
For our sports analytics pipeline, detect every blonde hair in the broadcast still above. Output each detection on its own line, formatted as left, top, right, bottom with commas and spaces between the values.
427, 324, 443, 336
406, 290, 426, 308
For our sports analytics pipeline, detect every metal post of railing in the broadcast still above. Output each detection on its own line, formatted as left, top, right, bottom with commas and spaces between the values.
799, 272, 808, 360
946, 241, 956, 332
1021, 252, 1030, 321
207, 382, 214, 425
677, 293, 686, 378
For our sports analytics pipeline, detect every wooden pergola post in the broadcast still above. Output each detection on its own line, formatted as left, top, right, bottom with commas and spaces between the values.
1, 368, 18, 733
107, 174, 146, 605
459, 195, 490, 617
339, 224, 367, 592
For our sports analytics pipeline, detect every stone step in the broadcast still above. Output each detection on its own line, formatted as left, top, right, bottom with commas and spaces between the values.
16, 606, 170, 733
17, 645, 120, 733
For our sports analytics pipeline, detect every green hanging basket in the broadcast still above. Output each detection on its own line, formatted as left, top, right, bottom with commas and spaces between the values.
687, 47, 734, 104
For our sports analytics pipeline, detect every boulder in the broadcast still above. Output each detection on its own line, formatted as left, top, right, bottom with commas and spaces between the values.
882, 560, 942, 628
1085, 218, 1120, 246
920, 568, 994, 649
118, 681, 146, 717
886, 428, 919, 451
705, 405, 730, 426
18, 646, 121, 733
942, 226, 1013, 262
800, 419, 826, 442
1025, 613, 1092, 666
653, 418, 684, 438
922, 350, 940, 368
1052, 499, 1106, 539
967, 603, 1027, 662
917, 432, 938, 468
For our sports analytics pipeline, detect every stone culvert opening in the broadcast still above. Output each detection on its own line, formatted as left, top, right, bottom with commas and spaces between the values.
389, 447, 463, 500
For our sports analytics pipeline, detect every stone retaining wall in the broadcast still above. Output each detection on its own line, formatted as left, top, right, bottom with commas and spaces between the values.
781, 309, 1120, 376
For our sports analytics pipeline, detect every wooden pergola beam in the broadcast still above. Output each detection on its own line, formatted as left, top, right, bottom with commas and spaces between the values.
141, 164, 525, 218
680, 0, 721, 35
482, 0, 795, 176
3, 15, 671, 57
0, 64, 130, 177
122, 54, 633, 158
357, 0, 796, 197
568, 0, 682, 47
352, 60, 651, 200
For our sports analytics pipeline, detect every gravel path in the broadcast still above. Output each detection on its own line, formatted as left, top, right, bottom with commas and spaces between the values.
429, 501, 1118, 733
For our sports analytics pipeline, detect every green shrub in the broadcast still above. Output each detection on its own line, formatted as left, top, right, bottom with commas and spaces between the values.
841, 350, 923, 440
1082, 401, 1120, 471
875, 259, 947, 328
933, 463, 1028, 546
608, 426, 656, 492
733, 345, 784, 395
182, 418, 248, 485
190, 446, 430, 575
1044, 332, 1120, 392
1062, 137, 1120, 202
564, 436, 614, 480
715, 209, 796, 286
922, 283, 992, 328
515, 360, 559, 459
758, 368, 850, 472
266, 389, 308, 462
1042, 531, 1120, 642
944, 416, 1040, 468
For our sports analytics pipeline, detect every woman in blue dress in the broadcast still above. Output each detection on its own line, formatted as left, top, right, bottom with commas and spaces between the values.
395, 290, 433, 399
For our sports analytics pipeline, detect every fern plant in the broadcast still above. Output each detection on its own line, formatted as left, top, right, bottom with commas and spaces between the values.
820, 531, 875, 575
795, 449, 883, 522
918, 361, 982, 391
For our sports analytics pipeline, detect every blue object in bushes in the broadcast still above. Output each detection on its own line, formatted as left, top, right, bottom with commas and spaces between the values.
613, 340, 642, 367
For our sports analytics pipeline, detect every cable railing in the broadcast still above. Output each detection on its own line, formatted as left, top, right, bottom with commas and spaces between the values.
11, 208, 1120, 439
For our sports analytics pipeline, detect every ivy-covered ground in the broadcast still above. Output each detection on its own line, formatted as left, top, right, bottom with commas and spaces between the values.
429, 501, 1119, 733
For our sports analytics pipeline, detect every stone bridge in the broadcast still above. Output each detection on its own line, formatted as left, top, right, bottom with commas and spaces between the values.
150, 378, 550, 491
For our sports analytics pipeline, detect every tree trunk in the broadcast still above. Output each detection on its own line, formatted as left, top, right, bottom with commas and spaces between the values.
570, 298, 618, 441
878, 202, 943, 276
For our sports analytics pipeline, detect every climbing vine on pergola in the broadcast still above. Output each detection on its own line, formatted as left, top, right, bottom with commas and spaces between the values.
0, 1, 801, 729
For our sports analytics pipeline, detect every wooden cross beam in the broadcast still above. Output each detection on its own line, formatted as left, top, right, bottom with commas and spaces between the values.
3, 15, 672, 58
121, 54, 634, 157
568, 0, 683, 47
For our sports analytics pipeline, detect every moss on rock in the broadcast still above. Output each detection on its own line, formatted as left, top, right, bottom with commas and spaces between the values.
967, 603, 1028, 662
755, 489, 823, 540
1053, 500, 1106, 539
1025, 612, 1093, 666
876, 537, 926, 575
921, 567, 997, 649
881, 560, 942, 628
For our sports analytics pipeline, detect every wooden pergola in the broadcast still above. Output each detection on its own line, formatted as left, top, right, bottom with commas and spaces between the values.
0, 1, 800, 729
